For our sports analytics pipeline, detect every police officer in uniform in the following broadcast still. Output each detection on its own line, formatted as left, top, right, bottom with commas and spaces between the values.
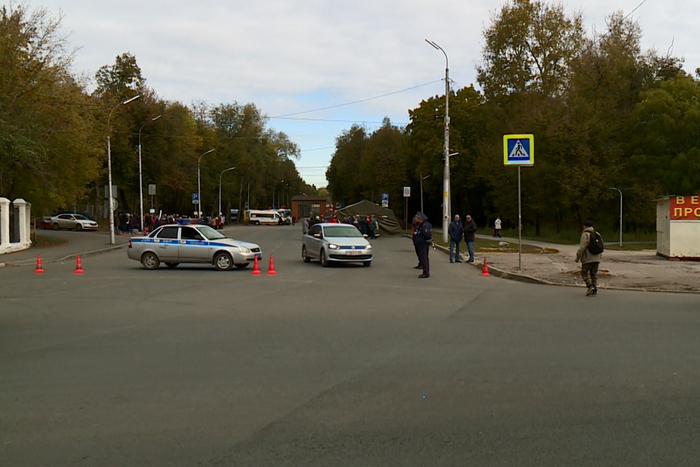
414, 212, 432, 278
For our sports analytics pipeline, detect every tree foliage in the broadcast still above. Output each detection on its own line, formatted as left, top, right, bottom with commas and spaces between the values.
327, 0, 697, 236
0, 5, 314, 217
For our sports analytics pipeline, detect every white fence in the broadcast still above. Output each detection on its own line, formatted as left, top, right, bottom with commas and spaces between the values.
0, 198, 32, 255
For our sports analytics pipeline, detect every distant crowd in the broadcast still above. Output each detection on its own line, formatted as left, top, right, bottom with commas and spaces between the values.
304, 214, 380, 239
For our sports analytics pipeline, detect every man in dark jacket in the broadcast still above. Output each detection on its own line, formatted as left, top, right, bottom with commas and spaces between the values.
463, 214, 477, 263
414, 212, 432, 278
448, 214, 463, 263
576, 220, 603, 296
411, 216, 422, 269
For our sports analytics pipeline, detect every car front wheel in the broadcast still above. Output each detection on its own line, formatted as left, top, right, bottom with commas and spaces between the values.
302, 245, 311, 263
141, 252, 160, 270
214, 252, 233, 271
320, 249, 329, 267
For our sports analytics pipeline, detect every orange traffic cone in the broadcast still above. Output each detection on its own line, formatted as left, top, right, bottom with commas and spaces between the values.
34, 256, 45, 275
267, 255, 277, 276
481, 257, 490, 277
251, 256, 261, 276
73, 255, 85, 276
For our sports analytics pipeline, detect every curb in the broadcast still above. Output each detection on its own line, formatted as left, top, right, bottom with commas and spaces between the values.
430, 241, 700, 295
1, 243, 128, 267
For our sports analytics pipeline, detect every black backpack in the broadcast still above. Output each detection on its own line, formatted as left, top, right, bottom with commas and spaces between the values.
587, 231, 604, 255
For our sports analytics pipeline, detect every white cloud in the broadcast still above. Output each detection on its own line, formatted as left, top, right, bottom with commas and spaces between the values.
26, 0, 700, 186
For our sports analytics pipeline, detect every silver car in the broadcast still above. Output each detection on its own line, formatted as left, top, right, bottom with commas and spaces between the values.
302, 223, 373, 267
127, 224, 262, 271
50, 213, 99, 231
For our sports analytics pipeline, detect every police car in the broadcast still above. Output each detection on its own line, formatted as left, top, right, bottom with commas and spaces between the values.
127, 224, 262, 271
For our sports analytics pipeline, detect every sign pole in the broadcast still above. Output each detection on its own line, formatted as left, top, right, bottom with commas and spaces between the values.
402, 186, 411, 234
518, 166, 522, 271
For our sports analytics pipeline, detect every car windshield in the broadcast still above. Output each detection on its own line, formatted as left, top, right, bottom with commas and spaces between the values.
197, 225, 226, 240
323, 226, 363, 238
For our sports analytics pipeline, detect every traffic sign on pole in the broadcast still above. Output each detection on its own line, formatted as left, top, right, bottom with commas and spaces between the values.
381, 193, 389, 208
503, 134, 535, 271
503, 134, 534, 166
403, 186, 411, 198
192, 193, 199, 205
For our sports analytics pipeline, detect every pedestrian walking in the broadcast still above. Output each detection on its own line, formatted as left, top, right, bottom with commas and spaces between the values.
448, 214, 463, 263
576, 220, 604, 296
414, 212, 432, 278
464, 214, 477, 263
494, 216, 502, 238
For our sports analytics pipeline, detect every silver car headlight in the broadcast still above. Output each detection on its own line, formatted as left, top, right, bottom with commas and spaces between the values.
328, 244, 339, 250
239, 247, 251, 254
366, 245, 372, 250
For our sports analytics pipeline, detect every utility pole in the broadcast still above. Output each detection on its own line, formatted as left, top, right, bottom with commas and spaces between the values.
426, 39, 450, 243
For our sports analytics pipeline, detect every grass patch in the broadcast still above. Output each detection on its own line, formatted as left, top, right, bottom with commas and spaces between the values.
437, 240, 558, 255
605, 242, 656, 251
32, 233, 68, 249
499, 228, 656, 245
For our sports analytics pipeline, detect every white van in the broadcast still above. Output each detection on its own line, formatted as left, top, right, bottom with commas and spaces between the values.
248, 210, 284, 225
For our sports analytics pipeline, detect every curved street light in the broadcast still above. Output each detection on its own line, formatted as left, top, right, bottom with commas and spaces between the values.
138, 114, 162, 232
197, 148, 216, 217
425, 38, 451, 243
106, 93, 141, 244
218, 166, 236, 217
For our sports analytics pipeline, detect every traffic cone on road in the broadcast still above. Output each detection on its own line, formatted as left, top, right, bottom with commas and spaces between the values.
34, 256, 45, 275
267, 255, 278, 276
251, 256, 261, 276
481, 257, 490, 277
73, 255, 85, 276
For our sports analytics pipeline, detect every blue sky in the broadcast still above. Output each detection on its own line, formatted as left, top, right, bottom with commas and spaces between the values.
25, 0, 700, 186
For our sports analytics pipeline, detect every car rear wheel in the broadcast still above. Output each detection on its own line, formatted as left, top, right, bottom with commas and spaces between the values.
165, 262, 179, 268
141, 252, 160, 270
320, 249, 329, 267
302, 245, 311, 263
75, 223, 83, 231
53, 223, 59, 230
214, 252, 233, 271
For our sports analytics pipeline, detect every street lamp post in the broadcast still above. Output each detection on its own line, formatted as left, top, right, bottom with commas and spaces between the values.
138, 114, 161, 232
218, 166, 236, 218
420, 173, 431, 214
106, 94, 141, 245
609, 187, 623, 247
197, 148, 215, 218
426, 38, 451, 243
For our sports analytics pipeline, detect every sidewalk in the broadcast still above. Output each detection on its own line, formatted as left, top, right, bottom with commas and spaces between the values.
0, 230, 130, 266
441, 234, 700, 294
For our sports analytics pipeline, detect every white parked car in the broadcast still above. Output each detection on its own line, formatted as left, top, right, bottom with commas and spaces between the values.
50, 213, 99, 231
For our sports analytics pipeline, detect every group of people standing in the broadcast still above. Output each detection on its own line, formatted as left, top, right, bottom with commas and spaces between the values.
448, 214, 478, 264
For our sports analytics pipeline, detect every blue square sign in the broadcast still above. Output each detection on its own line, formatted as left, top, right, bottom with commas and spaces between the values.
503, 134, 534, 166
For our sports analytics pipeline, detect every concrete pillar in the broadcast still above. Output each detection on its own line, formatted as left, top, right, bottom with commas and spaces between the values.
0, 197, 10, 247
13, 198, 29, 247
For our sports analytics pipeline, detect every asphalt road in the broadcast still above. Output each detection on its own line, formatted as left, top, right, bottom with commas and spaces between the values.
1, 225, 699, 466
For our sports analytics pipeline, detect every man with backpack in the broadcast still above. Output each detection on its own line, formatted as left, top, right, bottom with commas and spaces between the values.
576, 220, 604, 296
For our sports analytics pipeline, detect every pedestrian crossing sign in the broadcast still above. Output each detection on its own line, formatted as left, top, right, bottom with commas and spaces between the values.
503, 134, 534, 166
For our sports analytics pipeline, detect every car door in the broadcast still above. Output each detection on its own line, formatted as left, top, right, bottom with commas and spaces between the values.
57, 214, 73, 229
153, 226, 180, 261
179, 226, 210, 262
306, 224, 322, 258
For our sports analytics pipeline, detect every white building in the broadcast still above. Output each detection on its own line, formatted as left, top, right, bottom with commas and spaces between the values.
656, 196, 700, 259
0, 197, 32, 255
